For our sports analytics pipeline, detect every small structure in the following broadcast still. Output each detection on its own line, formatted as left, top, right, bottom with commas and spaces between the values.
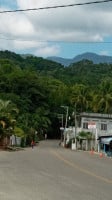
80, 113, 112, 153
10, 135, 21, 146
99, 135, 112, 156
0, 137, 10, 149
64, 112, 112, 155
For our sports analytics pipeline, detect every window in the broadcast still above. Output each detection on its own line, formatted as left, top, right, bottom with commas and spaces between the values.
83, 122, 88, 129
101, 124, 107, 131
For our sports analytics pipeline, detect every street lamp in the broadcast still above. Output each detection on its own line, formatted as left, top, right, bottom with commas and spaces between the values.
61, 106, 69, 146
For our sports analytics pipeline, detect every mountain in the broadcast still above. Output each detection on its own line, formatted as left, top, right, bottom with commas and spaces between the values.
1, 50, 112, 87
73, 52, 112, 64
47, 52, 112, 66
47, 56, 72, 66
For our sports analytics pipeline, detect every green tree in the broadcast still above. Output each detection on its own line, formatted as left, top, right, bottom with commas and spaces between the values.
92, 80, 112, 113
70, 84, 89, 112
0, 99, 18, 138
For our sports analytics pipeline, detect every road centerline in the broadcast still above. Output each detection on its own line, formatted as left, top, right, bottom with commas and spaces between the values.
51, 150, 112, 184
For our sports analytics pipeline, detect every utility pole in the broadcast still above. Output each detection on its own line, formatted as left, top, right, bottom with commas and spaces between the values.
58, 114, 63, 141
58, 113, 65, 144
71, 103, 77, 150
61, 114, 63, 128
61, 106, 69, 147
65, 106, 68, 130
60, 114, 64, 142
74, 103, 77, 150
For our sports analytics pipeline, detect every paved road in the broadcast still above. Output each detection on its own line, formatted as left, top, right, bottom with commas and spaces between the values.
0, 140, 112, 200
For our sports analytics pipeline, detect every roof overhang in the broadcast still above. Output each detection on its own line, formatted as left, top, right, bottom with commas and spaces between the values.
101, 137, 112, 145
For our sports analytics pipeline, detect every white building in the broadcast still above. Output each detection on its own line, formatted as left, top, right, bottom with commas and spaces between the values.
65, 112, 112, 154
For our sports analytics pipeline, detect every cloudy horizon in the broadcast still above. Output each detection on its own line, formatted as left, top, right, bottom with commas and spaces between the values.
0, 0, 112, 58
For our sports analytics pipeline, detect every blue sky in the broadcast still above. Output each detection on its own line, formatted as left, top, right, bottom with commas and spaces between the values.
0, 0, 112, 58
0, 0, 17, 9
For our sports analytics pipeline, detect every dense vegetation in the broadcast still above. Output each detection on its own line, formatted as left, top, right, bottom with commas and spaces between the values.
0, 50, 112, 141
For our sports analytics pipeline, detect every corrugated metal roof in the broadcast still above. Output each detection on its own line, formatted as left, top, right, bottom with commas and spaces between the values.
80, 112, 112, 119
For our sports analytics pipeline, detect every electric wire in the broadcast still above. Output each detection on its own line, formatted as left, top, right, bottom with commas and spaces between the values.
0, 35, 112, 44
0, 0, 112, 14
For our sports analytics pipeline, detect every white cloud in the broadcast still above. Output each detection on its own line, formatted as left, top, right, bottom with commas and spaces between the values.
0, 12, 35, 37
13, 40, 46, 50
34, 44, 60, 57
0, 0, 112, 56
16, 0, 112, 40
99, 51, 109, 56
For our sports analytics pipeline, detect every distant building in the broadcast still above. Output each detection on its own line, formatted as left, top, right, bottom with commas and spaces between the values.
80, 112, 112, 137
64, 112, 112, 155
80, 112, 112, 154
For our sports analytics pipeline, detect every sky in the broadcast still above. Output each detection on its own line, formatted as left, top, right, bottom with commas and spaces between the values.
0, 0, 112, 58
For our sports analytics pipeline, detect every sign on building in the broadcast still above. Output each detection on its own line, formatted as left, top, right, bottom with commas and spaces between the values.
88, 122, 96, 129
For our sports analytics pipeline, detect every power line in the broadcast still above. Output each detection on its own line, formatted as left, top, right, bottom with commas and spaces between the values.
0, 33, 112, 43
0, 36, 112, 43
0, 0, 112, 14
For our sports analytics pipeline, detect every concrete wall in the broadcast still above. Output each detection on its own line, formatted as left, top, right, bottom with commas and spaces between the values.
81, 116, 112, 137
10, 135, 21, 146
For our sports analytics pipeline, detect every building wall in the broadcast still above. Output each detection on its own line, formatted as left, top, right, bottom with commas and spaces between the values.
65, 113, 112, 144
0, 137, 10, 148
81, 115, 112, 137
10, 135, 21, 146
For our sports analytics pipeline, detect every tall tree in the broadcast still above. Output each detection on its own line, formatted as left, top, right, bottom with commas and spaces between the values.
0, 99, 18, 138
92, 80, 112, 113
70, 84, 89, 112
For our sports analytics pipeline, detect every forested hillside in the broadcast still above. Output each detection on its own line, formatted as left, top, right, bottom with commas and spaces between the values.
0, 50, 112, 140
47, 52, 112, 66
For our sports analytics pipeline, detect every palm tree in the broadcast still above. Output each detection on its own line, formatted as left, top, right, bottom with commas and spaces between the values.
70, 84, 89, 112
92, 80, 112, 113
78, 131, 94, 151
0, 99, 19, 140
93, 93, 112, 113
0, 99, 18, 117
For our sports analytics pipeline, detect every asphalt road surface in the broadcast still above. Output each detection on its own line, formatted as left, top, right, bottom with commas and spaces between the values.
0, 140, 112, 200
